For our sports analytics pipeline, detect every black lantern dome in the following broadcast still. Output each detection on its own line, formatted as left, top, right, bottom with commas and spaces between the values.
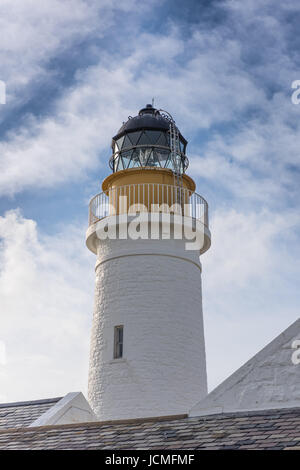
109, 104, 189, 174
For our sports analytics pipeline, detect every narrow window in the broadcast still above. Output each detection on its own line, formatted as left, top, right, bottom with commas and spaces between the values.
114, 325, 123, 359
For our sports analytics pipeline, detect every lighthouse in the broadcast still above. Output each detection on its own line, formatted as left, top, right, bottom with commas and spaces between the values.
86, 104, 211, 420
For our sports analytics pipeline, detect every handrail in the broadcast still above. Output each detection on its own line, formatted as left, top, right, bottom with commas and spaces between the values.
88, 183, 209, 228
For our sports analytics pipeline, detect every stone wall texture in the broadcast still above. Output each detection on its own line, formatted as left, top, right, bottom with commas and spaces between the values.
88, 237, 207, 420
190, 318, 300, 416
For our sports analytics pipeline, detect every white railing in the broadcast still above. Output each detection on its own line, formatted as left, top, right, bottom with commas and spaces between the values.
88, 183, 209, 228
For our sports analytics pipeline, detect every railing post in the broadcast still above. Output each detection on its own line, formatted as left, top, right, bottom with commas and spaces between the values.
88, 184, 209, 229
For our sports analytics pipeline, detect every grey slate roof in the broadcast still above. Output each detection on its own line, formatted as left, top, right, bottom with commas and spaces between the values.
0, 407, 299, 450
0, 397, 62, 430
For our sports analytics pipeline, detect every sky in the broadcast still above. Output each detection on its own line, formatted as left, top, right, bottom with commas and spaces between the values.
0, 0, 299, 403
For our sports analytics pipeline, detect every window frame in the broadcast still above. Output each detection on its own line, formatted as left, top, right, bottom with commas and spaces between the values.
114, 325, 124, 359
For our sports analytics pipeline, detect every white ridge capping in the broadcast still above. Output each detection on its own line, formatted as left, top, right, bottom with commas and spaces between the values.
29, 392, 97, 427
189, 318, 300, 417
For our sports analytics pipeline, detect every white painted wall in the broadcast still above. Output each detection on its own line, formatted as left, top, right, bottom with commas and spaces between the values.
87, 225, 208, 420
30, 392, 96, 427
189, 318, 300, 416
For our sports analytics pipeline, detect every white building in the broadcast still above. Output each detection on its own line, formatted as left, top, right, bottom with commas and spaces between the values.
86, 104, 211, 420
0, 105, 299, 449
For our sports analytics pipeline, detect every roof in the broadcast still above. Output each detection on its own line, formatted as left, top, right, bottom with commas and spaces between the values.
115, 105, 169, 138
114, 104, 187, 144
0, 407, 299, 450
190, 318, 300, 417
0, 397, 62, 430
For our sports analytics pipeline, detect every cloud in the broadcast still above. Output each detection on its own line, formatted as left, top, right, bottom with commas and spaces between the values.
0, 1, 104, 103
1, 0, 299, 202
205, 206, 299, 290
0, 20, 268, 196
0, 0, 300, 402
203, 206, 300, 390
0, 205, 299, 400
190, 92, 300, 206
0, 210, 94, 401
0, 0, 145, 102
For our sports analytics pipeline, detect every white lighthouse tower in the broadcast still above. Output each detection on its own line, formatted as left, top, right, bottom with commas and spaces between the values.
86, 104, 211, 420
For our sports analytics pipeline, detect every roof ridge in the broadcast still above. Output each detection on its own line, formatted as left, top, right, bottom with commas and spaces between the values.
1, 406, 300, 435
0, 413, 188, 434
191, 406, 300, 420
0, 397, 62, 409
